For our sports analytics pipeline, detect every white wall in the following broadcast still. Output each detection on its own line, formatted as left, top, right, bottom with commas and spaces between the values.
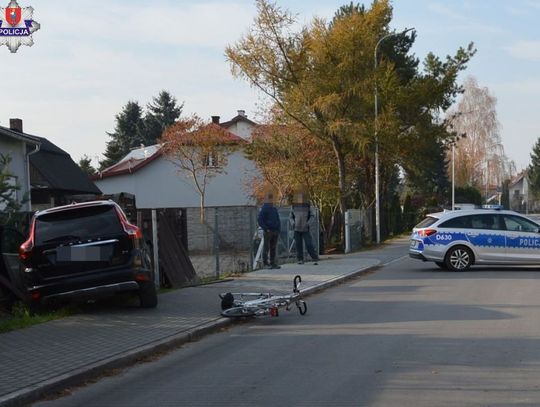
226, 121, 255, 140
0, 136, 31, 211
95, 150, 259, 209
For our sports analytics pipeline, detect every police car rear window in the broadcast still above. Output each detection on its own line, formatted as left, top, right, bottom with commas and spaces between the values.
415, 216, 438, 228
439, 216, 471, 229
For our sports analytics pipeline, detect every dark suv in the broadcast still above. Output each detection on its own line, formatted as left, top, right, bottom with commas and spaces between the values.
19, 200, 157, 308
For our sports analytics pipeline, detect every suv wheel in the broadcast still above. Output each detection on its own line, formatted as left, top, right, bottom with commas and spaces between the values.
445, 246, 473, 271
139, 281, 158, 308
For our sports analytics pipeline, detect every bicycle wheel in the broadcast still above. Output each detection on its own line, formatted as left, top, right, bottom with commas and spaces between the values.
295, 300, 307, 315
221, 306, 256, 318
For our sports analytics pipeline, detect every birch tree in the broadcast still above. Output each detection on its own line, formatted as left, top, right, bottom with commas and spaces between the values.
447, 76, 515, 196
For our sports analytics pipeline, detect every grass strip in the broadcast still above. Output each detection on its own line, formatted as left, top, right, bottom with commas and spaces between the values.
0, 302, 75, 334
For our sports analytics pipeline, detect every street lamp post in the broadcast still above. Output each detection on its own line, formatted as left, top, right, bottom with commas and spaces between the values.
452, 143, 455, 210
447, 113, 464, 212
374, 28, 414, 244
450, 137, 464, 211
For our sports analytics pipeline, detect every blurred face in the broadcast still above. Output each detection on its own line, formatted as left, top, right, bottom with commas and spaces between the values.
295, 193, 304, 203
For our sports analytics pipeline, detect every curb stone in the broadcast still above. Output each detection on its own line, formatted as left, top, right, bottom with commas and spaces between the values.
0, 318, 232, 407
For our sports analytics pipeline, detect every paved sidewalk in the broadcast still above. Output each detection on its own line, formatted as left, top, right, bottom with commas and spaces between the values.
0, 239, 408, 407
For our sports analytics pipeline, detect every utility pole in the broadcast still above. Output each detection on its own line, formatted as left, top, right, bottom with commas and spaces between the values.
374, 27, 414, 243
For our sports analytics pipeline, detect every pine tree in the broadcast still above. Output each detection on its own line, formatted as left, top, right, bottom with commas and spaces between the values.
455, 185, 482, 205
402, 194, 415, 231
332, 2, 366, 23
144, 91, 183, 145
100, 101, 145, 170
388, 193, 403, 235
78, 155, 96, 176
0, 154, 26, 226
529, 137, 540, 197
501, 179, 510, 209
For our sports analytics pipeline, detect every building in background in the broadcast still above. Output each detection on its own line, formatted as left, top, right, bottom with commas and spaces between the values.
0, 120, 40, 211
508, 171, 533, 213
93, 111, 258, 209
1, 118, 101, 212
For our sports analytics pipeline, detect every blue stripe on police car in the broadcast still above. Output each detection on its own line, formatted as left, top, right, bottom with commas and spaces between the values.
507, 236, 540, 248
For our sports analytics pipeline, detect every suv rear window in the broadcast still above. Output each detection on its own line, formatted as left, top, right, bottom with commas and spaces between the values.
415, 216, 439, 229
34, 205, 123, 245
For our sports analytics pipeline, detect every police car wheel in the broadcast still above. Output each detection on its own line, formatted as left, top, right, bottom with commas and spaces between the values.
445, 246, 473, 271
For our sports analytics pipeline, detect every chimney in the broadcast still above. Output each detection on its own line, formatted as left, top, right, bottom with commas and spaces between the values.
237, 110, 246, 117
211, 116, 220, 124
9, 118, 23, 132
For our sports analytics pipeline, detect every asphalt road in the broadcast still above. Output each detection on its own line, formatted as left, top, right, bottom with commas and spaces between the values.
35, 251, 540, 406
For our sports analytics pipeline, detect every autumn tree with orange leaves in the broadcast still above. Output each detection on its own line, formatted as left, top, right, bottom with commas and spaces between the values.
247, 123, 342, 243
160, 116, 240, 222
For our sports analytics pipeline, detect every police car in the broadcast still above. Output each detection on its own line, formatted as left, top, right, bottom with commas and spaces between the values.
409, 209, 540, 271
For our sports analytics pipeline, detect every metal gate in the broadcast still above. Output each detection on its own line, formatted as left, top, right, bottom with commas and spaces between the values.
138, 208, 196, 288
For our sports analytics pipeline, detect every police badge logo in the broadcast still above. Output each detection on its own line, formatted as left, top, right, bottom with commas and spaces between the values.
0, 0, 40, 53
6, 5, 21, 26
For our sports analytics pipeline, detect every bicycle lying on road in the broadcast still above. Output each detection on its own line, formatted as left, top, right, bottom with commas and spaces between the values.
219, 275, 308, 318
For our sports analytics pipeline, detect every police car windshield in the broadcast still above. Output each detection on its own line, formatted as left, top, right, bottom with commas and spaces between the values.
415, 216, 438, 229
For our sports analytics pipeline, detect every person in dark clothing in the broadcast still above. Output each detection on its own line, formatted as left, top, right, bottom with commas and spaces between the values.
258, 193, 281, 269
290, 192, 319, 265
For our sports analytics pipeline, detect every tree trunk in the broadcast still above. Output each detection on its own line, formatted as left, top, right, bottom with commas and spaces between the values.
331, 139, 347, 249
199, 194, 205, 224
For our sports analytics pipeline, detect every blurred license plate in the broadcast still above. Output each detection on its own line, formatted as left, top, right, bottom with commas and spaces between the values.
56, 245, 113, 262
410, 240, 419, 249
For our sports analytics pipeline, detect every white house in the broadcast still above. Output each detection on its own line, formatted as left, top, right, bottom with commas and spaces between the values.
509, 171, 530, 213
0, 119, 40, 211
93, 112, 259, 209
1, 118, 102, 212
219, 110, 258, 140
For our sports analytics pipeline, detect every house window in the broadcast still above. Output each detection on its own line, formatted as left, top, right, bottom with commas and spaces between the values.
202, 152, 219, 168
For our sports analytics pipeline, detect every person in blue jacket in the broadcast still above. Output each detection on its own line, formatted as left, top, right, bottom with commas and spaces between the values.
258, 192, 281, 269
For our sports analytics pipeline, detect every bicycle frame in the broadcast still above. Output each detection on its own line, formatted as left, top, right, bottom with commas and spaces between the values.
220, 275, 307, 318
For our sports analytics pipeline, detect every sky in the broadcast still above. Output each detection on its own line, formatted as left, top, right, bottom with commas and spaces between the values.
1, 0, 539, 171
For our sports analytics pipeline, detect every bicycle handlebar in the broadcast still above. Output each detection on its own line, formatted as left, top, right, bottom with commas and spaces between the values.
293, 275, 301, 293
